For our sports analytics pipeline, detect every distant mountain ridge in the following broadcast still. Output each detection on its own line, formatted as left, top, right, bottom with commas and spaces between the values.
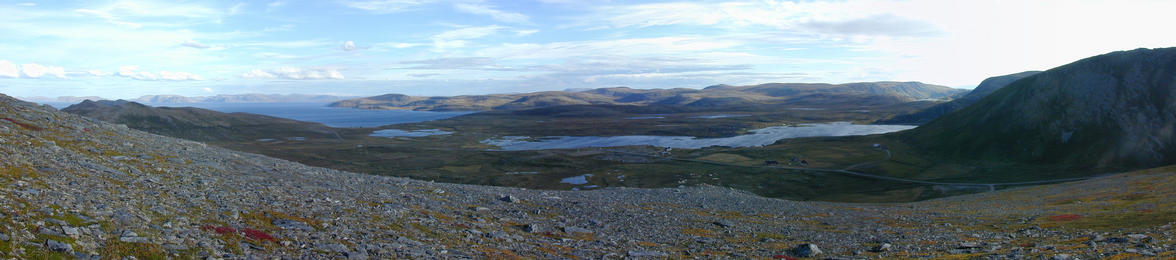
904, 47, 1176, 169
879, 71, 1041, 124
331, 81, 965, 111
134, 93, 355, 103
23, 93, 355, 104
61, 99, 341, 142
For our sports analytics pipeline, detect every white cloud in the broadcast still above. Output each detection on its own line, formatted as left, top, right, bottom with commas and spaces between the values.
202, 87, 213, 93
434, 25, 505, 40
479, 36, 741, 60
515, 29, 538, 36
562, 0, 1176, 86
229, 3, 246, 15
342, 41, 357, 51
0, 60, 18, 78
20, 63, 67, 78
116, 65, 202, 81
94, 1, 225, 19
72, 1, 235, 29
181, 39, 210, 49
587, 2, 728, 29
241, 40, 332, 49
578, 1, 940, 37
240, 67, 344, 80
263, 24, 295, 32
75, 8, 142, 28
255, 52, 300, 59
340, 0, 435, 14
800, 0, 1176, 86
398, 57, 502, 70
240, 69, 275, 78
431, 25, 506, 52
159, 71, 203, 80
453, 3, 530, 24
88, 69, 111, 77
265, 1, 285, 13
118, 65, 155, 80
381, 42, 421, 49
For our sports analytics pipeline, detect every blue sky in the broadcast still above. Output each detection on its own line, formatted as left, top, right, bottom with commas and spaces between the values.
2, 0, 1175, 99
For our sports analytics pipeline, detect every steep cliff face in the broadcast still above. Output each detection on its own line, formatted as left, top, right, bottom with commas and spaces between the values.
966, 71, 1042, 99
880, 71, 1040, 125
906, 48, 1176, 168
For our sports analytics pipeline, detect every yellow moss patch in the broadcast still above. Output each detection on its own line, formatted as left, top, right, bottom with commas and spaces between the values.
933, 253, 985, 260
754, 232, 789, 241
635, 241, 661, 247
534, 242, 573, 257
419, 209, 455, 223
99, 239, 169, 260
0, 165, 37, 179
1104, 253, 1143, 260
693, 209, 745, 219
1043, 208, 1176, 230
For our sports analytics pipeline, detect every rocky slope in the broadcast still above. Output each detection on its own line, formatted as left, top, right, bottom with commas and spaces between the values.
329, 82, 963, 111
2, 94, 1174, 258
880, 71, 1040, 125
61, 100, 340, 142
905, 47, 1176, 169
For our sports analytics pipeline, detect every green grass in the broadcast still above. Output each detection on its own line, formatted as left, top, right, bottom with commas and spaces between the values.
82, 100, 1110, 203
100, 239, 170, 259
211, 120, 1034, 202
1051, 209, 1176, 230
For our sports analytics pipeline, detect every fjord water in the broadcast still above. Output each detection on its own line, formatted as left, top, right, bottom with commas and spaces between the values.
47, 102, 471, 127
481, 122, 916, 150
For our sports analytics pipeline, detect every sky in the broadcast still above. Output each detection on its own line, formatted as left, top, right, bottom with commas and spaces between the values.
2, 0, 1175, 99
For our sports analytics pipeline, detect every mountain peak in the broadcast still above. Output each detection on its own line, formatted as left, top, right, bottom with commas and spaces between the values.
905, 47, 1176, 168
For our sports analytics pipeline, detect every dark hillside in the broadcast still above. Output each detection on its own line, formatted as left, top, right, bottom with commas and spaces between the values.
879, 71, 1040, 124
904, 48, 1176, 169
63, 100, 341, 142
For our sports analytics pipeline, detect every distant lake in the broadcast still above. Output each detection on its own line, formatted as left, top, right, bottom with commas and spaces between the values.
43, 102, 472, 128
370, 129, 453, 137
481, 122, 915, 150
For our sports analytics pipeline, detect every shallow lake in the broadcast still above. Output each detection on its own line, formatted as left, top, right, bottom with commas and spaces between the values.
560, 174, 593, 185
481, 122, 915, 150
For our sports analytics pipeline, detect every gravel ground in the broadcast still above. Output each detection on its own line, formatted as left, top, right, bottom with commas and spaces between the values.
1, 94, 1173, 259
